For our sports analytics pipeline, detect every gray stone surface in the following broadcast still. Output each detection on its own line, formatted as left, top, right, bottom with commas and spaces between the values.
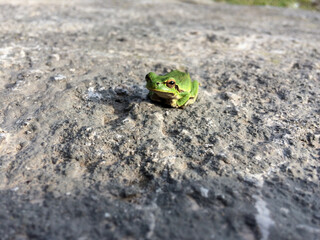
0, 0, 319, 239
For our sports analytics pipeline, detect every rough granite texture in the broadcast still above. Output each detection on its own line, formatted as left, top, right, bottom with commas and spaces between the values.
0, 0, 319, 239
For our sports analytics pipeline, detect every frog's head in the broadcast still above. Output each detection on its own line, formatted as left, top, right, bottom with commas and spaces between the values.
145, 72, 179, 95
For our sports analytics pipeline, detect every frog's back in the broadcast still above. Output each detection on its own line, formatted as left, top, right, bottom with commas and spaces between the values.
166, 70, 189, 81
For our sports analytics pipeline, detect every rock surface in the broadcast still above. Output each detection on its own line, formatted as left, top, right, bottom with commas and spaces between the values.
0, 0, 319, 239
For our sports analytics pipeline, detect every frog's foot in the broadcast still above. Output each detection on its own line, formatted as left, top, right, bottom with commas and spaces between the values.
177, 80, 199, 108
176, 92, 191, 108
182, 96, 196, 108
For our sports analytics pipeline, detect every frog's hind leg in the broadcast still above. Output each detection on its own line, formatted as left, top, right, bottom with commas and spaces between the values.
176, 92, 191, 108
182, 80, 199, 107
190, 80, 199, 99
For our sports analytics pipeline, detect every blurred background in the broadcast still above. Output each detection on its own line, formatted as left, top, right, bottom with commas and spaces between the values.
214, 0, 320, 10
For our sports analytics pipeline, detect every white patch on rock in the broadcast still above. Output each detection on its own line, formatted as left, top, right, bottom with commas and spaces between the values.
154, 112, 164, 122
253, 195, 275, 240
87, 87, 102, 100
51, 74, 66, 81
11, 187, 19, 191
146, 213, 156, 239
51, 54, 60, 61
0, 132, 6, 144
200, 187, 209, 198
280, 207, 289, 215
243, 173, 265, 188
296, 224, 320, 234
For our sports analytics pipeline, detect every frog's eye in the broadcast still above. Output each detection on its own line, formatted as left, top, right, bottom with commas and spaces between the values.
166, 79, 176, 88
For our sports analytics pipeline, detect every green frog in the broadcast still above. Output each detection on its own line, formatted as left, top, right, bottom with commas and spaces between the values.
145, 70, 199, 108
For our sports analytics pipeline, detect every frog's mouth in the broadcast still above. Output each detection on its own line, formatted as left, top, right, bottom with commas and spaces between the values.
148, 88, 176, 99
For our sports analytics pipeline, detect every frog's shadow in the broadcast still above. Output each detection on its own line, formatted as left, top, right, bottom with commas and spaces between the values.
95, 85, 171, 125
94, 84, 203, 128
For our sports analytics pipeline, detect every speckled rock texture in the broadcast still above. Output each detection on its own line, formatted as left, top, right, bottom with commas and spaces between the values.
0, 0, 319, 239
